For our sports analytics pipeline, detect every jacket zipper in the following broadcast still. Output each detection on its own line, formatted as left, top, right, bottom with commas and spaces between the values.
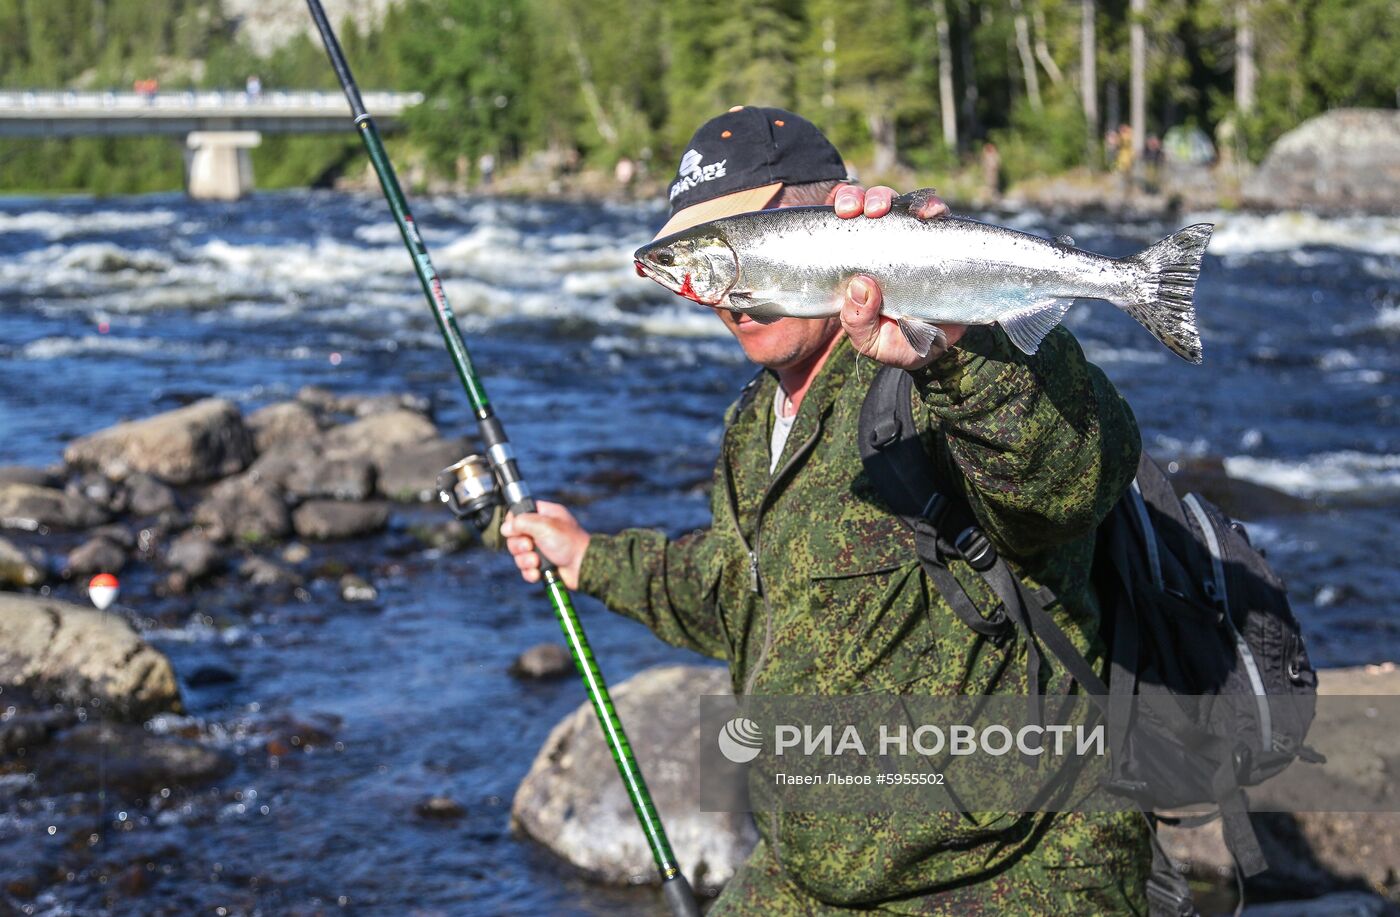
721, 418, 822, 695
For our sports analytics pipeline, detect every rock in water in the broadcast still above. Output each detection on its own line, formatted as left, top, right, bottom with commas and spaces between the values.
0, 536, 47, 587
415, 796, 467, 820
512, 665, 757, 894
509, 643, 574, 680
293, 500, 390, 541
377, 437, 472, 503
27, 723, 233, 795
247, 401, 322, 453
192, 474, 291, 543
0, 483, 109, 531
0, 594, 182, 720
65, 536, 127, 576
165, 531, 224, 580
321, 409, 439, 477
126, 473, 179, 516
63, 398, 255, 485
0, 465, 59, 488
284, 455, 376, 502
338, 573, 378, 602
1244, 109, 1400, 214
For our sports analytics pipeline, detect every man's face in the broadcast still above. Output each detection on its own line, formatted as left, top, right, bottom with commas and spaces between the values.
710, 189, 841, 371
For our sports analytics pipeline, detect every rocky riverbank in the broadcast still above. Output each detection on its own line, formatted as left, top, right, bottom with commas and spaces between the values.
514, 664, 1400, 915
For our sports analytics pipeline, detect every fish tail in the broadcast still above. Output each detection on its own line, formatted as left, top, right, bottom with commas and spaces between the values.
1123, 223, 1213, 363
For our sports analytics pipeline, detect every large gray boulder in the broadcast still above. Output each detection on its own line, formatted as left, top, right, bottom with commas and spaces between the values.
1244, 109, 1400, 213
512, 665, 757, 894
63, 398, 255, 485
0, 483, 109, 530
0, 594, 182, 720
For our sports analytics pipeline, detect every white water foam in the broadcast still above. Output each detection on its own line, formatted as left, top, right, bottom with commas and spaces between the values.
0, 208, 179, 239
1224, 451, 1400, 500
1202, 211, 1400, 257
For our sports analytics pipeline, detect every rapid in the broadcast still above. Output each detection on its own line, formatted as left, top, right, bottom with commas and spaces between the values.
0, 190, 1395, 914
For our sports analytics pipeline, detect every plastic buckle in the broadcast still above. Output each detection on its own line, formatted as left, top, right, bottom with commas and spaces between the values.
954, 526, 997, 571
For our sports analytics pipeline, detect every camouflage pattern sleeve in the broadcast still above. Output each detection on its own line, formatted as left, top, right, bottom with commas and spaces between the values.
576, 527, 730, 660
910, 325, 1141, 559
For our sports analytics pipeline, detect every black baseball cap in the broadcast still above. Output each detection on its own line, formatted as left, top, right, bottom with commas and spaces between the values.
654, 106, 848, 239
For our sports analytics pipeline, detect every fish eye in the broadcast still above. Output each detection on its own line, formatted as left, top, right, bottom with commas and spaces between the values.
654, 251, 674, 266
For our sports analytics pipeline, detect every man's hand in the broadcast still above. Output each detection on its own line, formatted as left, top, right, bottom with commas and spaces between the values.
829, 184, 966, 370
499, 501, 591, 590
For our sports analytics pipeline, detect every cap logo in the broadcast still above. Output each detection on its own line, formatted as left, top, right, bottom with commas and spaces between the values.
670, 148, 728, 201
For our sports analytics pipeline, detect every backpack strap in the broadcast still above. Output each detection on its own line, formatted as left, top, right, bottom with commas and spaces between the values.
858, 367, 1110, 712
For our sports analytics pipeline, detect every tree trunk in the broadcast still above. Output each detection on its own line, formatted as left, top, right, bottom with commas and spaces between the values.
1235, 0, 1255, 114
1032, 8, 1064, 86
867, 107, 898, 175
567, 34, 617, 146
1129, 0, 1146, 169
1081, 0, 1098, 166
932, 0, 958, 150
1010, 0, 1043, 112
821, 15, 836, 111
956, 0, 980, 143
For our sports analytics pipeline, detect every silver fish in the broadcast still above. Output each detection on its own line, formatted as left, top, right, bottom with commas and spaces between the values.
633, 189, 1212, 362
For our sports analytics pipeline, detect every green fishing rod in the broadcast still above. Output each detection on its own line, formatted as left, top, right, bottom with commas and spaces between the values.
304, 4, 699, 914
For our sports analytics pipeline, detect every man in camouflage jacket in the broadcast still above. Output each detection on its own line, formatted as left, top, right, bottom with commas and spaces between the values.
503, 107, 1150, 915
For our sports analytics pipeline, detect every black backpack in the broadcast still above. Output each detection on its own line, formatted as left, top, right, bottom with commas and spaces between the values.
858, 366, 1320, 917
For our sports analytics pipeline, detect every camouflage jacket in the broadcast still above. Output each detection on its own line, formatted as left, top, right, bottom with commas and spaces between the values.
578, 326, 1149, 910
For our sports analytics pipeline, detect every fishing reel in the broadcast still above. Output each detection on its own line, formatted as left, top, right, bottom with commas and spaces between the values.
437, 454, 503, 534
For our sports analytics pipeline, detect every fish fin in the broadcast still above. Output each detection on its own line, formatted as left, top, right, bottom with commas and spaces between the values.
1123, 223, 1212, 364
727, 291, 786, 323
998, 299, 1073, 355
896, 317, 947, 358
890, 188, 941, 219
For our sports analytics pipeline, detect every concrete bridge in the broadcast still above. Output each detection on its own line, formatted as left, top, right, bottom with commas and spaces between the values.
0, 90, 424, 199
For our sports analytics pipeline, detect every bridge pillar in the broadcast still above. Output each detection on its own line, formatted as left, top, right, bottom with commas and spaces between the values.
185, 131, 261, 201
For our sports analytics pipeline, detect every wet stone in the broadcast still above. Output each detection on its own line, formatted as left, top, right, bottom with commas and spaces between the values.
509, 643, 574, 681
415, 796, 466, 820
126, 473, 179, 516
0, 536, 47, 588
240, 555, 301, 589
63, 398, 254, 485
65, 537, 127, 577
247, 401, 322, 453
0, 483, 110, 531
293, 500, 390, 541
66, 472, 127, 514
27, 723, 233, 795
339, 574, 378, 602
192, 474, 291, 544
281, 542, 311, 565
284, 455, 376, 502
164, 531, 224, 581
0, 465, 60, 489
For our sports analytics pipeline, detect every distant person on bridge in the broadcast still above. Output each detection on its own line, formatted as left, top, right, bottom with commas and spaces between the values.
246, 75, 263, 102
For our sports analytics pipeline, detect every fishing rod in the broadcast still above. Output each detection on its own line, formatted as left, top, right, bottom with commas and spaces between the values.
303, 4, 699, 914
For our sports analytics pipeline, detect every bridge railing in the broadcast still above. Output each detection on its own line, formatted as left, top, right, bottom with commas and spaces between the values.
0, 90, 424, 114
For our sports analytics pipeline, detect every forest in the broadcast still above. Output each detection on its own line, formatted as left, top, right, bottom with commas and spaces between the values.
0, 0, 1395, 194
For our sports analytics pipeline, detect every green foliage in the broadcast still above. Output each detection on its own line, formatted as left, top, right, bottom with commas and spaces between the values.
992, 89, 1089, 181
0, 0, 1394, 193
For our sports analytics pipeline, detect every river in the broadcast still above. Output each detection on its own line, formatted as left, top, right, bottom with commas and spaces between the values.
0, 192, 1396, 914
